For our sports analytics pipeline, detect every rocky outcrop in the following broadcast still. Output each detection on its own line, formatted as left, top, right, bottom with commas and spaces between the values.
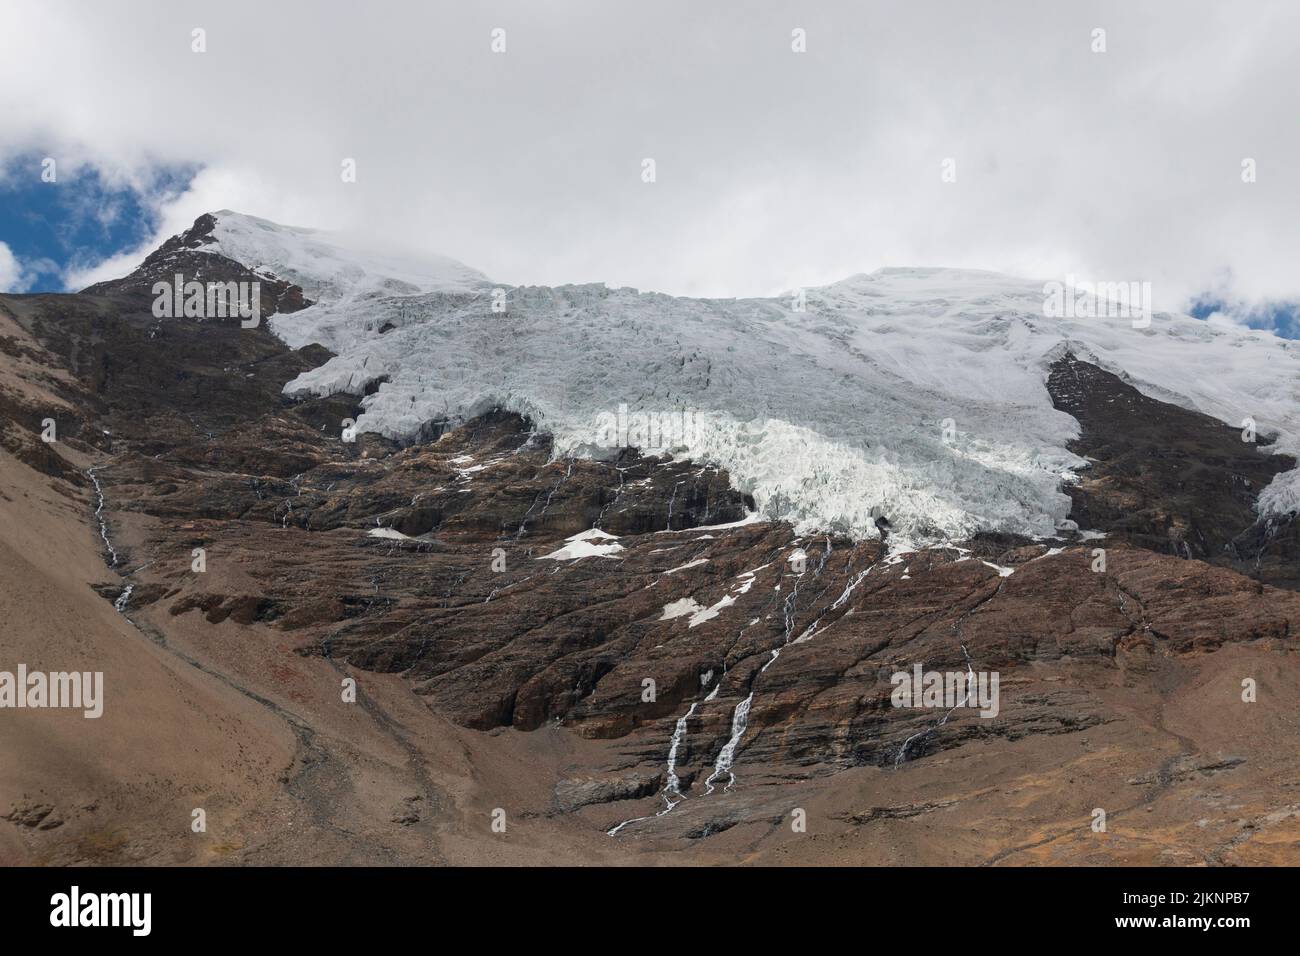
1048, 353, 1299, 588
81, 211, 312, 315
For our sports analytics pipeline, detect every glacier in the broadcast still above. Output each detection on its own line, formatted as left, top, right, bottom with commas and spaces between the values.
199, 212, 1300, 544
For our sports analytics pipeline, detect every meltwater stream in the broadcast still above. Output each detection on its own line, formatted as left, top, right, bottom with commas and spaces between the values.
607, 681, 722, 836
609, 539, 869, 835
893, 642, 977, 767
701, 540, 834, 795
87, 467, 119, 568
113, 584, 135, 614
88, 465, 137, 615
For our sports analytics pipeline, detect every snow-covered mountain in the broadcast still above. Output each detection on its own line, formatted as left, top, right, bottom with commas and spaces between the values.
191, 212, 1300, 544
204, 210, 491, 302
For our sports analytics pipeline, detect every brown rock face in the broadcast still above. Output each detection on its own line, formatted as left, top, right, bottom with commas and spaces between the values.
46, 293, 1300, 765
1048, 353, 1299, 588
3, 236, 1299, 865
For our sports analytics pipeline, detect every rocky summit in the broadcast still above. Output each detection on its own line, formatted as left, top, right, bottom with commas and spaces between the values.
2, 213, 1298, 867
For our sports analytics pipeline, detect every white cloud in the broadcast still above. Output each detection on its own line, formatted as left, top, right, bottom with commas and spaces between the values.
0, 245, 62, 292
2, 0, 1299, 310
0, 243, 57, 292
0, 242, 24, 292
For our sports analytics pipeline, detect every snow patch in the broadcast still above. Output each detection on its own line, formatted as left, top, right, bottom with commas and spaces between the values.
664, 558, 709, 575
688, 594, 736, 628
537, 528, 624, 561
661, 597, 704, 621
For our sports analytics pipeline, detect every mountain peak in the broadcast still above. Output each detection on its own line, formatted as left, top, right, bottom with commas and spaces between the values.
199, 210, 491, 303
86, 210, 491, 305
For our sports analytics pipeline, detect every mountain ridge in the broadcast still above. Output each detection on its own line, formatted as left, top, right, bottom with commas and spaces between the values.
3, 214, 1300, 865
99, 211, 1300, 546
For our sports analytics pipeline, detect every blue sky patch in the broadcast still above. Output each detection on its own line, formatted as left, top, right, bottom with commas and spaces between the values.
0, 156, 197, 292
1189, 295, 1300, 339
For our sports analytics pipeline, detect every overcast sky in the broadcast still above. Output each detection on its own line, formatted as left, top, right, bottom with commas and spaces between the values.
2, 0, 1298, 315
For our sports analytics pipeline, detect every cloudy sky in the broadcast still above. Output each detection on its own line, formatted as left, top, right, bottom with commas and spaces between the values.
1, 0, 1298, 326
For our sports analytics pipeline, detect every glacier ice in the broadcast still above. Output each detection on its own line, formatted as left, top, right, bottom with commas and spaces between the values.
198, 213, 1300, 543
